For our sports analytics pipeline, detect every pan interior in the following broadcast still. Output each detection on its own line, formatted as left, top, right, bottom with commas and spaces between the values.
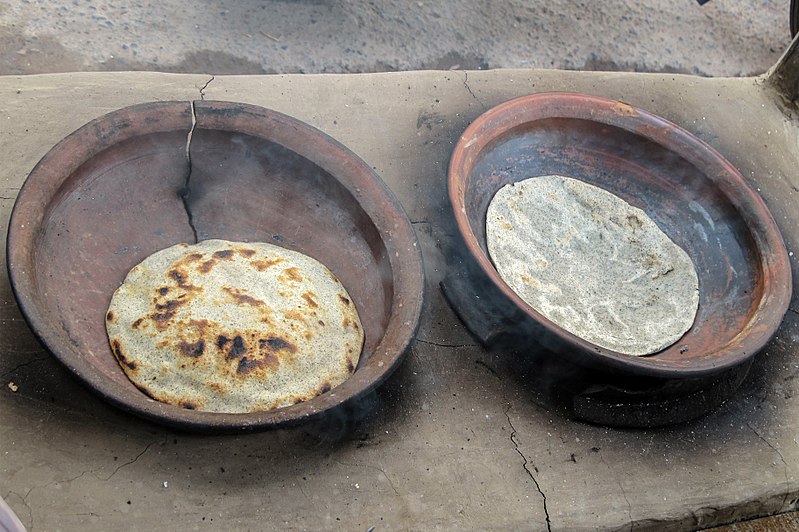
462, 117, 762, 365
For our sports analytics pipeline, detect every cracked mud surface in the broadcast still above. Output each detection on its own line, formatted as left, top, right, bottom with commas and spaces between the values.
507, 405, 552, 532
462, 72, 488, 112
0, 0, 792, 77
3, 437, 163, 532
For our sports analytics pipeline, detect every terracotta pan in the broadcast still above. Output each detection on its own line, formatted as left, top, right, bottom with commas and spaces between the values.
448, 92, 791, 378
8, 100, 424, 433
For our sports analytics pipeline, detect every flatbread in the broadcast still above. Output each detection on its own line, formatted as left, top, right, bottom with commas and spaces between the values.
105, 239, 363, 413
486, 175, 699, 356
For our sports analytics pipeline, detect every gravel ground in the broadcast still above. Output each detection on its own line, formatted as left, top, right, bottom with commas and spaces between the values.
0, 0, 792, 76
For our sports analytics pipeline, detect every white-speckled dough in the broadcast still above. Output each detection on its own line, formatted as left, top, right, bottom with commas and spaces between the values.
486, 175, 699, 356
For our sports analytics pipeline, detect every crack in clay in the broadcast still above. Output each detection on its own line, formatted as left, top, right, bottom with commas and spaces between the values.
97, 439, 159, 481
598, 452, 633, 531
748, 423, 791, 509
19, 470, 93, 531
1, 356, 48, 380
1, 188, 20, 200
414, 338, 479, 349
198, 75, 214, 100
16, 438, 161, 529
180, 100, 199, 243
505, 405, 552, 532
335, 459, 400, 496
462, 72, 487, 111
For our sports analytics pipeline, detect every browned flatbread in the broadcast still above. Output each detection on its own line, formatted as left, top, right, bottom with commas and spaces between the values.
105, 239, 363, 413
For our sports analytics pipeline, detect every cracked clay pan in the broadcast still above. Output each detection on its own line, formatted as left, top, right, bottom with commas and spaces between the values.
6, 100, 424, 433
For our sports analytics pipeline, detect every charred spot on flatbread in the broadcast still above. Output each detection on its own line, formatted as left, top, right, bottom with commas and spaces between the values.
177, 339, 205, 358
111, 339, 137, 370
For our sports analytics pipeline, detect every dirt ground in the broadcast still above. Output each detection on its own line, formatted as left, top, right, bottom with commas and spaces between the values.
0, 0, 792, 76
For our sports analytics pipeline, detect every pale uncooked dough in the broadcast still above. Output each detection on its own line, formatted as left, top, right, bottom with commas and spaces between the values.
486, 175, 699, 356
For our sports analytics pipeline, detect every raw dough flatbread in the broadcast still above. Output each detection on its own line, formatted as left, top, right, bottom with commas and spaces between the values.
486, 175, 699, 356
105, 239, 363, 413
